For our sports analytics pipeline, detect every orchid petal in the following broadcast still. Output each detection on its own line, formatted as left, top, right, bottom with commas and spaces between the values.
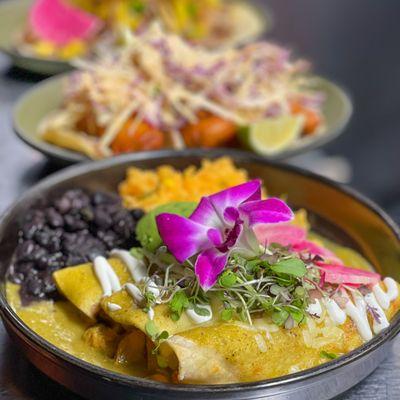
234, 226, 260, 257
223, 207, 240, 224
156, 213, 216, 263
207, 229, 224, 246
208, 179, 262, 216
216, 219, 243, 253
195, 248, 228, 290
254, 223, 307, 247
190, 197, 223, 230
239, 198, 294, 226
190, 180, 262, 229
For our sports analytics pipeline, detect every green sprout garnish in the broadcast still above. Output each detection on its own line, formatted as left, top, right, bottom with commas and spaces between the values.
320, 351, 338, 360
130, 0, 145, 14
131, 241, 321, 330
169, 290, 190, 321
145, 320, 169, 354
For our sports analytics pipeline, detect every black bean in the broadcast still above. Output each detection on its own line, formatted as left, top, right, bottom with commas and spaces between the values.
25, 275, 43, 297
93, 207, 113, 229
46, 208, 64, 228
24, 209, 45, 224
48, 235, 62, 253
66, 189, 91, 209
21, 221, 44, 240
34, 227, 52, 248
39, 272, 57, 294
92, 192, 119, 206
64, 214, 87, 231
48, 252, 65, 270
80, 206, 94, 222
31, 246, 47, 262
131, 209, 145, 220
112, 219, 131, 239
35, 228, 62, 253
54, 196, 71, 214
97, 230, 119, 249
10, 188, 144, 303
15, 261, 35, 275
15, 240, 37, 261
9, 272, 24, 285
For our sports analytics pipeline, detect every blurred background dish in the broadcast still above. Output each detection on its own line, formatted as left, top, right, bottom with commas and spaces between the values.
12, 28, 352, 164
0, 0, 71, 75
0, 0, 271, 75
13, 73, 351, 164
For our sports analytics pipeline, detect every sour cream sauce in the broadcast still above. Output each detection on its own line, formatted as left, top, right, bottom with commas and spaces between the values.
109, 249, 213, 324
322, 278, 398, 341
93, 256, 121, 297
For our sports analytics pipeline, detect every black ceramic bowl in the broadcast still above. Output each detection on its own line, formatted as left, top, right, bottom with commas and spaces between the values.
0, 149, 399, 400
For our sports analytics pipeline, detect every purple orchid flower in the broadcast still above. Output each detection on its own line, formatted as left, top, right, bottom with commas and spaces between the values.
156, 180, 294, 290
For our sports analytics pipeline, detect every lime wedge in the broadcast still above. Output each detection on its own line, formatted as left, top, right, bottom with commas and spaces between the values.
238, 115, 305, 156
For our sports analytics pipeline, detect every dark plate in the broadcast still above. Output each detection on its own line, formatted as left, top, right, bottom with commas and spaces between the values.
13, 73, 352, 165
0, 149, 399, 400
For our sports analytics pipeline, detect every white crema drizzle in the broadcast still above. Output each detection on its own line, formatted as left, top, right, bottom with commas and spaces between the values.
320, 277, 398, 341
93, 256, 122, 297
110, 249, 212, 324
186, 305, 213, 324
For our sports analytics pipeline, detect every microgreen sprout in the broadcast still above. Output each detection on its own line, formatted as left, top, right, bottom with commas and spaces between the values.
145, 320, 170, 354
320, 351, 338, 360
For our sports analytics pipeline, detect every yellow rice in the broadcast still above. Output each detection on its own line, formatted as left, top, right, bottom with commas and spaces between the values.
119, 157, 250, 211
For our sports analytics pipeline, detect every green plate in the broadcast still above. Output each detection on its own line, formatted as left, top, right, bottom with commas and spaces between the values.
13, 74, 352, 165
0, 0, 72, 75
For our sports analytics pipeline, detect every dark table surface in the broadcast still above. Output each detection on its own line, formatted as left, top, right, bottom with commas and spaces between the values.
1, 0, 400, 399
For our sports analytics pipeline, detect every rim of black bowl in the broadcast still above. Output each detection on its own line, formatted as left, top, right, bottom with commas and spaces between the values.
12, 73, 353, 165
0, 149, 399, 394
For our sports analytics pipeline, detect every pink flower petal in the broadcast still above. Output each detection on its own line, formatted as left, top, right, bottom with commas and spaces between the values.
217, 219, 243, 253
292, 240, 342, 264
254, 223, 307, 247
223, 207, 240, 224
207, 229, 224, 246
29, 0, 103, 46
156, 213, 217, 263
195, 248, 228, 290
190, 197, 223, 230
239, 198, 294, 227
209, 179, 262, 214
317, 263, 381, 286
190, 180, 262, 228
